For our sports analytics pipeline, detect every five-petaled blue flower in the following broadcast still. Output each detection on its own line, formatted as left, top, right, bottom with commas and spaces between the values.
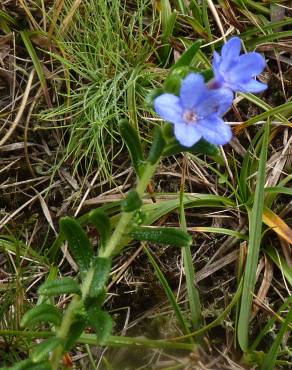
211, 37, 267, 93
154, 73, 233, 147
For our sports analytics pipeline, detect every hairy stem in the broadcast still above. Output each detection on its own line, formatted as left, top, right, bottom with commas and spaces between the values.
50, 296, 81, 369
99, 162, 157, 258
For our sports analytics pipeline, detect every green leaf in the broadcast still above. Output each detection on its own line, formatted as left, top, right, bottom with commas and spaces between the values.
87, 309, 113, 345
200, 68, 214, 82
130, 226, 192, 247
119, 120, 144, 177
20, 304, 62, 328
238, 128, 263, 202
190, 226, 248, 240
179, 189, 201, 330
147, 127, 166, 164
160, 0, 177, 62
144, 246, 191, 335
9, 360, 52, 370
31, 337, 63, 362
190, 138, 220, 157
84, 291, 107, 311
145, 88, 164, 107
243, 351, 265, 368
164, 66, 191, 94
265, 246, 292, 287
60, 217, 94, 277
0, 10, 17, 25
178, 15, 208, 40
20, 31, 49, 104
238, 122, 270, 351
89, 257, 112, 299
261, 305, 292, 370
170, 40, 202, 70
64, 317, 87, 351
39, 277, 81, 297
250, 296, 292, 351
121, 190, 142, 212
89, 208, 111, 248
163, 138, 219, 157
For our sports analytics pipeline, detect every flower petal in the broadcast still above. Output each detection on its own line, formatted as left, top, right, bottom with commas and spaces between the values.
220, 37, 241, 71
221, 37, 241, 60
179, 73, 208, 110
228, 52, 266, 82
154, 93, 183, 124
199, 116, 232, 145
174, 122, 202, 147
196, 88, 233, 118
237, 79, 267, 93
212, 51, 221, 70
212, 51, 223, 82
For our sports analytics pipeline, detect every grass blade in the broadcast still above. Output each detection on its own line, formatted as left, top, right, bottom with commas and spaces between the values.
20, 31, 51, 106
189, 226, 248, 240
180, 191, 201, 330
250, 296, 292, 351
160, 0, 177, 63
265, 246, 292, 287
144, 246, 191, 337
261, 305, 292, 370
237, 121, 270, 351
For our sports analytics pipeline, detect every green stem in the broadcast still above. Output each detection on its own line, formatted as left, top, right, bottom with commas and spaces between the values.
50, 296, 81, 369
0, 329, 195, 351
99, 162, 157, 258
98, 211, 133, 258
49, 162, 158, 368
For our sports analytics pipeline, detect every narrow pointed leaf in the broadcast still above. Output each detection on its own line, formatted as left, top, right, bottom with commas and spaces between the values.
119, 120, 144, 177
261, 306, 292, 370
21, 304, 62, 328
32, 337, 63, 362
190, 226, 248, 240
144, 246, 190, 335
160, 0, 177, 61
179, 189, 201, 330
89, 257, 112, 299
9, 360, 51, 370
64, 318, 87, 351
131, 226, 192, 247
163, 138, 219, 157
250, 296, 292, 351
164, 66, 190, 94
265, 245, 292, 287
147, 127, 166, 164
121, 190, 142, 212
171, 40, 202, 70
89, 208, 111, 248
39, 277, 81, 297
20, 31, 49, 105
238, 122, 270, 351
60, 217, 94, 277
87, 308, 113, 345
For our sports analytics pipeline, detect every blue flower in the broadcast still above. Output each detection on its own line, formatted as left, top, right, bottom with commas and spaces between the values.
211, 37, 267, 93
154, 73, 233, 147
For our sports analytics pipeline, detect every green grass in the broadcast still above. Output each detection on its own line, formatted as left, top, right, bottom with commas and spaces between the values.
237, 121, 270, 351
40, 0, 161, 181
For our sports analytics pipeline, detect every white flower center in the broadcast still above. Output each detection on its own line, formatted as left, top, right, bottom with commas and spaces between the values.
183, 110, 198, 124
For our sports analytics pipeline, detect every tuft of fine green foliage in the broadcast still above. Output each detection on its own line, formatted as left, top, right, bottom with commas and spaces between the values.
41, 0, 161, 179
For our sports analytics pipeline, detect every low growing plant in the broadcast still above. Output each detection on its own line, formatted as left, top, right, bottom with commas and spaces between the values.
2, 37, 271, 370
